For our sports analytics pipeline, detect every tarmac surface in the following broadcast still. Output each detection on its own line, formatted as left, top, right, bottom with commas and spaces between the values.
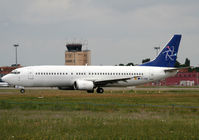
0, 87, 199, 94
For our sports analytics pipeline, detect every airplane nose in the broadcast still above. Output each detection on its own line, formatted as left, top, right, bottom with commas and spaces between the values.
1, 74, 16, 85
2, 75, 8, 82
1, 75, 6, 82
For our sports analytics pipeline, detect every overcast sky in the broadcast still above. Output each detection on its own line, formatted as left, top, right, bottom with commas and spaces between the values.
0, 0, 199, 66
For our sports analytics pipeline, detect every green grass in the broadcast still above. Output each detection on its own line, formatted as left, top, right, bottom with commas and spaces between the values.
0, 89, 199, 139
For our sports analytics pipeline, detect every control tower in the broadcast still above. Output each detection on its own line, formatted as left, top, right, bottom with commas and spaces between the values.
65, 42, 91, 65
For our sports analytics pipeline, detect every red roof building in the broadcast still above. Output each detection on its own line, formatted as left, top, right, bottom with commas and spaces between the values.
160, 72, 199, 86
144, 69, 199, 86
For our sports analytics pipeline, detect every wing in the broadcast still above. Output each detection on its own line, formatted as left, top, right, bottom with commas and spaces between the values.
93, 76, 141, 86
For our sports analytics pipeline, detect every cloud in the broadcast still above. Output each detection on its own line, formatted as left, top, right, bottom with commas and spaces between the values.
2, 0, 198, 30
5, 0, 110, 25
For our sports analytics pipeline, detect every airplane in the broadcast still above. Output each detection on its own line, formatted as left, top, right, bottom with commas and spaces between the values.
2, 34, 182, 94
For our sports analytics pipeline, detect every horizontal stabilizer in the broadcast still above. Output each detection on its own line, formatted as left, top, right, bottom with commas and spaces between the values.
164, 67, 190, 73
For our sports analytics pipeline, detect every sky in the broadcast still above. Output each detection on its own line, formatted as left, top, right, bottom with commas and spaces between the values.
0, 0, 199, 66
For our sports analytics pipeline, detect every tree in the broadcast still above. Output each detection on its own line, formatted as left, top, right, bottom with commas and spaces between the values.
195, 67, 199, 72
119, 64, 124, 66
175, 58, 190, 68
142, 58, 150, 64
175, 60, 181, 67
126, 63, 134, 66
184, 58, 190, 67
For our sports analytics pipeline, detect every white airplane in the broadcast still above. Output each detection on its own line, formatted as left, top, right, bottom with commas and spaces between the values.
2, 35, 182, 93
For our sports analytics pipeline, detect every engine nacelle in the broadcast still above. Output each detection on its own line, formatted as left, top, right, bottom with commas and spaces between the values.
74, 80, 94, 90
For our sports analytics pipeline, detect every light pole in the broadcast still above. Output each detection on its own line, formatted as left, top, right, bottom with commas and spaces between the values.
154, 47, 160, 56
13, 44, 19, 67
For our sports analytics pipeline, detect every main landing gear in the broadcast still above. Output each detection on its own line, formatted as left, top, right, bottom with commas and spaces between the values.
87, 87, 104, 94
96, 87, 104, 94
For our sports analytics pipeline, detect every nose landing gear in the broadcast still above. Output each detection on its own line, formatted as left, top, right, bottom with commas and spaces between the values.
20, 89, 25, 93
15, 85, 25, 93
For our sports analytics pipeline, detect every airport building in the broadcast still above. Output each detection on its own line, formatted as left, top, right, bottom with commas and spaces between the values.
161, 71, 199, 86
65, 43, 91, 65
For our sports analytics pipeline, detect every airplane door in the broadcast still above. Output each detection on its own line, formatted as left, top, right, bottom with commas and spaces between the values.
28, 72, 34, 80
18, 76, 20, 81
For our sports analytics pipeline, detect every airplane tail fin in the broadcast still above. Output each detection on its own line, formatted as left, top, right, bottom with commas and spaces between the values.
140, 34, 182, 67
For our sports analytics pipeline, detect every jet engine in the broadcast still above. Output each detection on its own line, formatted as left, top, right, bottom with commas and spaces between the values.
74, 80, 94, 90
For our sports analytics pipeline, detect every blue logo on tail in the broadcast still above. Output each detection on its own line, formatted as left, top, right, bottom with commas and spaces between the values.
162, 46, 176, 61
140, 35, 182, 67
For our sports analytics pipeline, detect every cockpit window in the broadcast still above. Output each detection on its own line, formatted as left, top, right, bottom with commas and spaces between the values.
11, 70, 20, 74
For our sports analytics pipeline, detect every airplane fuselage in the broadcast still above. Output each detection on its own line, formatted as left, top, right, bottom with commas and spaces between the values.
3, 65, 176, 88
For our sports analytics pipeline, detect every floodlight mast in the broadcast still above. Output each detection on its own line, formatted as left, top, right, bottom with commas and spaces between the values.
13, 44, 19, 67
154, 47, 160, 56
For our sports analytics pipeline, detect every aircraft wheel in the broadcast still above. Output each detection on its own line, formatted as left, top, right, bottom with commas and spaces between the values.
20, 89, 25, 93
96, 87, 104, 94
